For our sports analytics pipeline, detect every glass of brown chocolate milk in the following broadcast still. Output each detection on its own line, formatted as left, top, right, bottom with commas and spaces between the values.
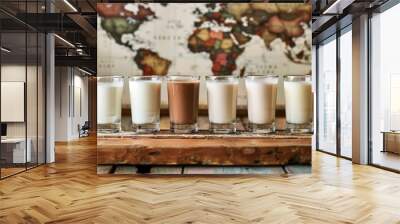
167, 75, 200, 133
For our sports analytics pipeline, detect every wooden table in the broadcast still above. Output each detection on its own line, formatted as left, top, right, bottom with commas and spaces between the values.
97, 131, 312, 174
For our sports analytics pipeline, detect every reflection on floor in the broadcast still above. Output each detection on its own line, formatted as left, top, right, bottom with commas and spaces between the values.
0, 167, 25, 178
373, 150, 400, 171
0, 163, 42, 179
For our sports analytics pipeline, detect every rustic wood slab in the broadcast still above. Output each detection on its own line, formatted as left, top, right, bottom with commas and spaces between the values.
97, 133, 312, 167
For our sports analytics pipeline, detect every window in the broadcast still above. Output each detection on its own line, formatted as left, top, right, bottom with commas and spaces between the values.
339, 27, 352, 158
370, 3, 400, 171
317, 35, 337, 154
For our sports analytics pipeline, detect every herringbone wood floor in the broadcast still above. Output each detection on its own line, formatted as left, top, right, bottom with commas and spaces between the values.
1, 137, 400, 224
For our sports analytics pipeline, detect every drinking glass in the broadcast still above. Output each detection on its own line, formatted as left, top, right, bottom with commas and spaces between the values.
97, 76, 124, 133
206, 75, 239, 134
129, 76, 162, 133
245, 75, 278, 133
284, 75, 313, 133
167, 75, 200, 133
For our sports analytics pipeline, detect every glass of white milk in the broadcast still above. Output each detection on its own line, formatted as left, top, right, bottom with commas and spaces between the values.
97, 76, 124, 133
245, 75, 278, 133
206, 75, 239, 134
284, 75, 313, 133
129, 76, 162, 133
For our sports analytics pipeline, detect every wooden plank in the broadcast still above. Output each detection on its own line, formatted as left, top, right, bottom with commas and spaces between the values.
97, 134, 311, 166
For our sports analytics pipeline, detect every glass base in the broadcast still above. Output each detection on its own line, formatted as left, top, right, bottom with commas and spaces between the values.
133, 122, 160, 134
286, 122, 313, 134
248, 122, 275, 134
97, 123, 121, 133
170, 122, 198, 134
209, 122, 236, 134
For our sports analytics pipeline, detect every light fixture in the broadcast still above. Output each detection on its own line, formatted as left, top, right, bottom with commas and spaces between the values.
63, 0, 78, 12
78, 67, 93, 76
76, 48, 86, 56
1, 47, 11, 53
54, 34, 75, 48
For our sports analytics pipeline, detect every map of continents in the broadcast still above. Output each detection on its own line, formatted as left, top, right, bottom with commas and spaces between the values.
97, 3, 312, 77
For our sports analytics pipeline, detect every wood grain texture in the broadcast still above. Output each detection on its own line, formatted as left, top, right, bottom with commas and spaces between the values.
1, 137, 400, 223
97, 134, 312, 166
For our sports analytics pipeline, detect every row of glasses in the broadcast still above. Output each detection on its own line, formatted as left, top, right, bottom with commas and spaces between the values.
97, 75, 313, 134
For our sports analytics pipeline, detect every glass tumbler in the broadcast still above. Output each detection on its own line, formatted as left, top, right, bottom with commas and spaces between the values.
245, 75, 278, 133
167, 75, 200, 133
284, 75, 313, 133
206, 75, 239, 134
97, 76, 124, 133
129, 76, 162, 133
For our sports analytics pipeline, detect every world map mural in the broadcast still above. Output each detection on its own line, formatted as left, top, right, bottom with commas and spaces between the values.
97, 3, 312, 106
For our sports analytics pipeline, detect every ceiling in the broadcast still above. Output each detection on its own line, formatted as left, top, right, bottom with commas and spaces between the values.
0, 0, 97, 74
312, 0, 390, 44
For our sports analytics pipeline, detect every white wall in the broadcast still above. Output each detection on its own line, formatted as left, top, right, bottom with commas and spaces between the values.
54, 67, 89, 141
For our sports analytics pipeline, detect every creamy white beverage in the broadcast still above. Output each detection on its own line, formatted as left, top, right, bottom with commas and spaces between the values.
129, 77, 161, 131
284, 75, 313, 133
97, 76, 124, 132
206, 76, 238, 133
245, 76, 278, 125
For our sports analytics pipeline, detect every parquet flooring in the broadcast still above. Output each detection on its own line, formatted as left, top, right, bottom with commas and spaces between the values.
1, 137, 400, 223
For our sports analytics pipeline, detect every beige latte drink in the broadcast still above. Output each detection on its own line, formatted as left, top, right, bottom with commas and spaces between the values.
245, 75, 278, 133
167, 76, 200, 133
206, 76, 239, 133
284, 75, 313, 133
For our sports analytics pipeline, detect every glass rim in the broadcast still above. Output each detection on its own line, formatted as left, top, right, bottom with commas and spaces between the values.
167, 75, 200, 81
245, 75, 279, 79
97, 75, 124, 80
283, 75, 311, 81
129, 75, 163, 81
206, 75, 239, 81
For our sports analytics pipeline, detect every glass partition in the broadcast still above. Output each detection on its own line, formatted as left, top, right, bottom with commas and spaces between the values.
0, 1, 46, 179
1, 31, 28, 178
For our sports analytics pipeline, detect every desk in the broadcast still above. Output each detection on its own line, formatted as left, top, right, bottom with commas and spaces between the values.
1, 138, 31, 164
382, 131, 400, 154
